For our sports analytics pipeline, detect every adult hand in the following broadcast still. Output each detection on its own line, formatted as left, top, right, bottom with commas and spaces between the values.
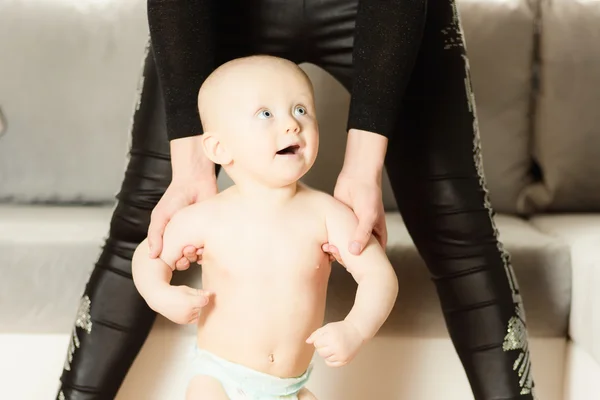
333, 172, 387, 254
322, 129, 388, 260
148, 177, 217, 266
322, 173, 387, 263
148, 136, 217, 267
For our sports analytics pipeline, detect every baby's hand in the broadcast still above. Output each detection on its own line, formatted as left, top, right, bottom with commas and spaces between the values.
306, 320, 365, 367
153, 285, 212, 325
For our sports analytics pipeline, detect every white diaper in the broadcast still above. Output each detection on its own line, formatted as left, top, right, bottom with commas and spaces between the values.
192, 347, 313, 400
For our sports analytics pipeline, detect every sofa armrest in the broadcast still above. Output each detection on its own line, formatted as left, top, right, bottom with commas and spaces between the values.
530, 215, 600, 366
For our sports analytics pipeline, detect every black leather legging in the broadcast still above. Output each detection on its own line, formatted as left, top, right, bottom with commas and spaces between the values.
57, 1, 535, 399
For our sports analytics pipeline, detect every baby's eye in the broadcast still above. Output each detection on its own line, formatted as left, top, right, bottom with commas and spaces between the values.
294, 106, 307, 116
258, 109, 273, 119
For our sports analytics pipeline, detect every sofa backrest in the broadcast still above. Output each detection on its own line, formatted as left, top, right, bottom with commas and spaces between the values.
1, 0, 598, 214
0, 0, 148, 203
519, 0, 600, 213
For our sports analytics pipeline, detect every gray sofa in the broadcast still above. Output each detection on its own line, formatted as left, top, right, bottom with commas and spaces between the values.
1, 0, 599, 399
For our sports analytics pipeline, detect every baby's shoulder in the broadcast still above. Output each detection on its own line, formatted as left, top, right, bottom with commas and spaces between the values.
298, 184, 332, 205
172, 190, 230, 224
299, 187, 358, 237
297, 184, 352, 217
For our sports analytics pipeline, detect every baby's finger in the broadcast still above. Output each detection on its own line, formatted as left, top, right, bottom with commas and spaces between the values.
198, 289, 213, 298
327, 244, 339, 256
329, 249, 344, 266
195, 297, 210, 308
176, 257, 190, 270
306, 327, 328, 345
191, 295, 208, 308
313, 336, 332, 350
188, 312, 199, 324
316, 346, 335, 359
184, 286, 212, 297
322, 243, 340, 263
325, 360, 346, 368
187, 289, 212, 307
306, 328, 323, 344
183, 246, 198, 263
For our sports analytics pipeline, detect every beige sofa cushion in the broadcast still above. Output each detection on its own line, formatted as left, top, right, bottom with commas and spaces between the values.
520, 0, 600, 212
0, 0, 148, 203
458, 0, 536, 214
0, 205, 111, 333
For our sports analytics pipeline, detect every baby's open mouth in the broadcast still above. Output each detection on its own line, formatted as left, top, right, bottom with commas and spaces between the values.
276, 145, 300, 155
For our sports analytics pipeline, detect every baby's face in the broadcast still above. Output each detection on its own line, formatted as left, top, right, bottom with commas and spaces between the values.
214, 63, 319, 187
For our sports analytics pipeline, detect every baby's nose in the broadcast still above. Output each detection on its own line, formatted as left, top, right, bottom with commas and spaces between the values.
286, 121, 300, 134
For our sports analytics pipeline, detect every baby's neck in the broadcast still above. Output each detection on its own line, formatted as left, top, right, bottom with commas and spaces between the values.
234, 180, 300, 207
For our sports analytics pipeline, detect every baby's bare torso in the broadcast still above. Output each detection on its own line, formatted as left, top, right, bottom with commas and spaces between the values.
197, 186, 332, 378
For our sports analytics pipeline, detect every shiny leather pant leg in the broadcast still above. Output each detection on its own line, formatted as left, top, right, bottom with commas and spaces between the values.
57, 45, 173, 400
393, 4, 535, 398
313, 1, 535, 399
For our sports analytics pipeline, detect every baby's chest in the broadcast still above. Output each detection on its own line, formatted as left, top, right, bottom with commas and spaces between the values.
207, 219, 328, 275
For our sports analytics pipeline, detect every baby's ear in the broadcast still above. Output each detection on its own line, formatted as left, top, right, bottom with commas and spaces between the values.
202, 132, 232, 165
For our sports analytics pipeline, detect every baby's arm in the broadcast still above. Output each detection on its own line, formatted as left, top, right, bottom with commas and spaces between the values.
132, 204, 211, 324
325, 199, 399, 341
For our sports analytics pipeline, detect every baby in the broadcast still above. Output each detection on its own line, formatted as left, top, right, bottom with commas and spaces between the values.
132, 55, 398, 400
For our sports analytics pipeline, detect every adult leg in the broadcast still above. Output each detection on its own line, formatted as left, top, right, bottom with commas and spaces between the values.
57, 44, 177, 400
385, 2, 535, 399
311, 0, 535, 398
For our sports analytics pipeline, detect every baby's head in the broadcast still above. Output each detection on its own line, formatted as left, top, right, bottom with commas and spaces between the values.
198, 56, 319, 188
